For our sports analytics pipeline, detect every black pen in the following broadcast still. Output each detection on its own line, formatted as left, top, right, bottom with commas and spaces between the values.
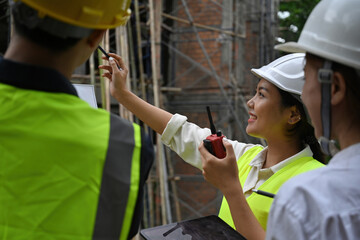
97, 45, 122, 70
252, 189, 276, 198
98, 45, 111, 59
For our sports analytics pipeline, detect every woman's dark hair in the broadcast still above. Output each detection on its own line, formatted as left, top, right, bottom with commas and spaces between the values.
278, 89, 325, 164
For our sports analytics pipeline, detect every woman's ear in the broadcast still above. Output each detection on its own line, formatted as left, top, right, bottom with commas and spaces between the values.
331, 71, 346, 106
288, 106, 301, 125
86, 29, 106, 48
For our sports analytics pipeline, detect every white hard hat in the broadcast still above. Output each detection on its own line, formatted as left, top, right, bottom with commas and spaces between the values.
275, 0, 360, 70
251, 53, 305, 96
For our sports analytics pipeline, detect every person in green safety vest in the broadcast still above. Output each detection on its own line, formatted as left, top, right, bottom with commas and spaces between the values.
100, 50, 325, 238
0, 1, 154, 239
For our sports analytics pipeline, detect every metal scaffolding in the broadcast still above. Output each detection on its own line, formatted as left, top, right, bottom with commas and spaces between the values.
125, 0, 279, 230
70, 0, 278, 231
0, 0, 279, 235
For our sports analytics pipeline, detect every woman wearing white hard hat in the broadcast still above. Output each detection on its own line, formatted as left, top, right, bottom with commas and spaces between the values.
197, 53, 325, 239
101, 52, 324, 238
265, 0, 360, 239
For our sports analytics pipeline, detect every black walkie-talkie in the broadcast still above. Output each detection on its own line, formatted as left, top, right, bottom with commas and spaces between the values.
203, 106, 226, 158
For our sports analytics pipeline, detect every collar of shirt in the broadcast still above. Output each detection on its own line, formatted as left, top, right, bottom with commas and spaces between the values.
328, 142, 360, 168
248, 145, 312, 172
0, 57, 78, 96
271, 145, 313, 172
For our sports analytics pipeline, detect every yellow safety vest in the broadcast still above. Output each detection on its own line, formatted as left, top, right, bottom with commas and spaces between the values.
0, 57, 153, 239
218, 146, 324, 229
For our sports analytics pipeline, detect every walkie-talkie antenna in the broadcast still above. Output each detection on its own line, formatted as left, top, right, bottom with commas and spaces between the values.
206, 106, 216, 134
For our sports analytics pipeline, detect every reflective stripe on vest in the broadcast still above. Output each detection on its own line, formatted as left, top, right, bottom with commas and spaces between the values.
93, 115, 142, 240
218, 146, 324, 230
0, 84, 142, 240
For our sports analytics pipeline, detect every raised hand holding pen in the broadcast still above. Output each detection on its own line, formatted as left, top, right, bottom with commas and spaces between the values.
98, 53, 129, 101
98, 46, 122, 70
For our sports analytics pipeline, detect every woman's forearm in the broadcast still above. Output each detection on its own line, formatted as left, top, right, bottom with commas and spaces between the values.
114, 89, 172, 135
223, 184, 266, 240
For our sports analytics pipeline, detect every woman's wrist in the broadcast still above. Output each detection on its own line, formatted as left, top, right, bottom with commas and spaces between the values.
222, 180, 243, 198
113, 87, 132, 104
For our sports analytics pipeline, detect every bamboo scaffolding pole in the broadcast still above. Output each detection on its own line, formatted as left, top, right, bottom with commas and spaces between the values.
126, 22, 138, 97
89, 53, 95, 86
98, 49, 107, 110
134, 0, 154, 228
134, 0, 148, 102
162, 12, 245, 38
99, 32, 111, 111
126, 22, 143, 126
71, 74, 100, 81
149, 0, 171, 225
165, 147, 182, 222
116, 26, 134, 121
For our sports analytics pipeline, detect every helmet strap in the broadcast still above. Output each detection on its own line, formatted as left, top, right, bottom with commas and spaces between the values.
318, 60, 339, 156
318, 60, 332, 156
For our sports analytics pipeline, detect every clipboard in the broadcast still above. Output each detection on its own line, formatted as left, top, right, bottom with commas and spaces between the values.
140, 215, 246, 240
73, 84, 98, 109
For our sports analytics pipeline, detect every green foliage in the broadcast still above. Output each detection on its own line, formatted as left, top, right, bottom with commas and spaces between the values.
278, 0, 320, 42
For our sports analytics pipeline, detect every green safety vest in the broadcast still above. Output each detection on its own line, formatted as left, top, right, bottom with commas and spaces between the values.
0, 83, 143, 239
218, 146, 324, 230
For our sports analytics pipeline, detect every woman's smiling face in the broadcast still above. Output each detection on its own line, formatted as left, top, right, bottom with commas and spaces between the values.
246, 79, 290, 140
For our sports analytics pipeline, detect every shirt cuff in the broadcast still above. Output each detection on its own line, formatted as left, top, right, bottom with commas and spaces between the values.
161, 113, 187, 146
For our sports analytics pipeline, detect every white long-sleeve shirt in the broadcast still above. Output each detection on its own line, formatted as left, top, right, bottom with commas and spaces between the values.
161, 114, 256, 170
266, 143, 360, 240
161, 114, 313, 196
